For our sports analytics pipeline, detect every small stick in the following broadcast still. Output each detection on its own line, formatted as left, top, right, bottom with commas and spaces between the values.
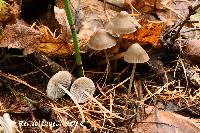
83, 90, 124, 120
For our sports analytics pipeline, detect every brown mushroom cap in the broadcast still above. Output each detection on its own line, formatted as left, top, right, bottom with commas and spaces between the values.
124, 43, 149, 63
70, 77, 96, 103
105, 11, 141, 35
88, 29, 116, 50
46, 71, 72, 99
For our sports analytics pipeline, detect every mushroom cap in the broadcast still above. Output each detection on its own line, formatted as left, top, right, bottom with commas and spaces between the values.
0, 113, 16, 133
46, 71, 72, 99
88, 29, 116, 50
70, 77, 96, 103
124, 43, 149, 63
105, 11, 141, 35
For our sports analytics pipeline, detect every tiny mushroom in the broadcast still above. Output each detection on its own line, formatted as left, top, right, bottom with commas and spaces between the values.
70, 77, 96, 103
46, 71, 72, 99
105, 11, 141, 71
88, 29, 117, 73
124, 43, 149, 100
88, 29, 117, 50
105, 11, 141, 36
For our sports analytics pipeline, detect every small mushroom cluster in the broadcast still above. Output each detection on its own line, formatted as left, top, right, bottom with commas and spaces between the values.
88, 11, 149, 100
46, 71, 124, 120
46, 11, 149, 106
46, 71, 96, 103
88, 11, 141, 51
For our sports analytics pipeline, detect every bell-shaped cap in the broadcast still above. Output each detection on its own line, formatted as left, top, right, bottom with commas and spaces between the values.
105, 11, 141, 35
88, 29, 116, 50
124, 43, 149, 63
46, 71, 72, 99
70, 77, 96, 103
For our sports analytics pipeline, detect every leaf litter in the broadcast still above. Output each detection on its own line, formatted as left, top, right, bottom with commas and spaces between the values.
0, 0, 200, 132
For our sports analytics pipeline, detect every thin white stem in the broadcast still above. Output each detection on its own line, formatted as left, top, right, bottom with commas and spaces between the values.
58, 84, 85, 122
104, 50, 111, 76
127, 63, 136, 100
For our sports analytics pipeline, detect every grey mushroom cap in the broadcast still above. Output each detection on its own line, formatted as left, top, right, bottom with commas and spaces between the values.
124, 43, 150, 63
105, 11, 141, 35
88, 29, 117, 50
70, 77, 96, 103
46, 71, 72, 99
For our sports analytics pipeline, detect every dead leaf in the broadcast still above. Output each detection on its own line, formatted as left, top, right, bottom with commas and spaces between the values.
35, 25, 73, 57
54, 6, 72, 40
54, 6, 69, 29
183, 39, 200, 64
37, 42, 73, 57
0, 1, 18, 25
123, 21, 164, 47
130, 0, 163, 13
0, 20, 41, 55
133, 108, 200, 133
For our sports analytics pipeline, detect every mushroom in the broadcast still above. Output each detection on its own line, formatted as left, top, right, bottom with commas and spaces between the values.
124, 43, 149, 100
57, 76, 124, 119
46, 71, 72, 99
70, 77, 96, 103
88, 29, 117, 74
105, 11, 141, 71
88, 29, 116, 50
105, 11, 141, 36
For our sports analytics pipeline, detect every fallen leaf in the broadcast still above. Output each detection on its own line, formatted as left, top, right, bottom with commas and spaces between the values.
0, 20, 41, 55
36, 25, 73, 57
183, 39, 200, 64
123, 21, 164, 47
0, 1, 18, 25
130, 0, 163, 13
133, 108, 200, 133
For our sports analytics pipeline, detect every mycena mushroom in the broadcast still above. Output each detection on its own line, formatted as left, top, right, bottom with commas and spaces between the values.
88, 29, 117, 74
124, 43, 149, 101
46, 71, 72, 99
105, 11, 141, 40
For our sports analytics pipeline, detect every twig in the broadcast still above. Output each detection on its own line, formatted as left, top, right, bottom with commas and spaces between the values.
164, 3, 200, 43
83, 90, 124, 120
0, 71, 45, 95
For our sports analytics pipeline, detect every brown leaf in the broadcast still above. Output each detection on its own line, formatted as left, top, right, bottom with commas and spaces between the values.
183, 39, 200, 64
123, 21, 164, 47
35, 25, 73, 57
133, 108, 200, 133
0, 1, 19, 25
0, 20, 41, 55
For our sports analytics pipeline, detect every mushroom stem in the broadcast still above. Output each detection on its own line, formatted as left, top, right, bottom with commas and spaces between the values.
110, 52, 125, 61
104, 50, 111, 76
100, 52, 125, 64
127, 63, 136, 101
113, 35, 123, 72
58, 84, 85, 122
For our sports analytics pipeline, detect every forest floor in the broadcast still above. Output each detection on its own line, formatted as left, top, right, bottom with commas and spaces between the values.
0, 0, 200, 132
